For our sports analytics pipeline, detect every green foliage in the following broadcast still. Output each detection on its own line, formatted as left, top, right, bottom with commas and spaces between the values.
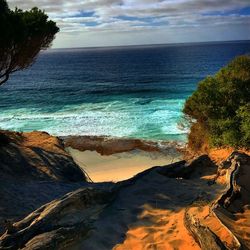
0, 0, 59, 85
184, 55, 250, 149
186, 122, 209, 153
237, 104, 250, 145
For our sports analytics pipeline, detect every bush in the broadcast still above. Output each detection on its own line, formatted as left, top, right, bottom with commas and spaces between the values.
186, 122, 209, 153
184, 55, 250, 150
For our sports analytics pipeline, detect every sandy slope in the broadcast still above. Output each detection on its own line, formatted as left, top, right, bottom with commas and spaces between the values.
71, 160, 223, 250
114, 208, 199, 250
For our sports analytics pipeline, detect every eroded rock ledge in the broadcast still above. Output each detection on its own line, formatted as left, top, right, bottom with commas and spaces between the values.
0, 187, 113, 250
1, 149, 249, 249
0, 130, 86, 182
184, 152, 250, 250
0, 131, 88, 235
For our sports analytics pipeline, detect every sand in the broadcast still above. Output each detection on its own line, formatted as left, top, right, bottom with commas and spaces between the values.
69, 161, 225, 250
114, 208, 199, 250
67, 147, 182, 182
208, 147, 250, 164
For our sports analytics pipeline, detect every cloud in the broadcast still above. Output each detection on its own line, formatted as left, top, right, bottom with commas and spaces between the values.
7, 0, 250, 47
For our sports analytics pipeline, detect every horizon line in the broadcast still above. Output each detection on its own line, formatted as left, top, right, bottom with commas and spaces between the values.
50, 39, 250, 51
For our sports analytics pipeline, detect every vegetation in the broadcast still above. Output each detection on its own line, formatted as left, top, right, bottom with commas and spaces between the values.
184, 55, 250, 150
0, 0, 59, 85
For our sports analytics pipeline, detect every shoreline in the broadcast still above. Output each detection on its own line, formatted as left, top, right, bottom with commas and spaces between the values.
62, 135, 184, 182
67, 147, 182, 182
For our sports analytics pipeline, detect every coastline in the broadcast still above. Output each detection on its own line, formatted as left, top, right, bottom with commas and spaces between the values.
61, 135, 185, 155
67, 148, 182, 182
62, 135, 184, 182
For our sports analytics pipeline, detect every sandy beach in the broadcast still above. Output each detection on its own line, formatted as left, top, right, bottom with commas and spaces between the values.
67, 147, 182, 182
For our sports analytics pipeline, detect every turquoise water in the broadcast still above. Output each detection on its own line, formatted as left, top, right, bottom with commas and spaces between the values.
0, 98, 186, 140
0, 41, 250, 141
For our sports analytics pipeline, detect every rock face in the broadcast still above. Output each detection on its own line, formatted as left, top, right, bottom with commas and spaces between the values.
1, 151, 249, 250
213, 152, 250, 249
184, 212, 227, 250
183, 152, 250, 250
0, 131, 87, 235
217, 152, 250, 211
0, 187, 113, 250
0, 131, 86, 182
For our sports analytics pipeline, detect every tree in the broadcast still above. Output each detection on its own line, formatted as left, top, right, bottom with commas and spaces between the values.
0, 0, 59, 85
184, 55, 250, 150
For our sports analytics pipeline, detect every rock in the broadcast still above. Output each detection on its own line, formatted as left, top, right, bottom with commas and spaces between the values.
184, 212, 227, 250
0, 131, 86, 182
216, 152, 250, 211
182, 152, 250, 250
0, 131, 87, 235
0, 187, 113, 250
62, 135, 181, 156
212, 152, 250, 249
158, 154, 217, 179
0, 153, 221, 249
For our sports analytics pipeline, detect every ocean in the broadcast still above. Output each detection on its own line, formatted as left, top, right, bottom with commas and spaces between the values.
0, 41, 250, 141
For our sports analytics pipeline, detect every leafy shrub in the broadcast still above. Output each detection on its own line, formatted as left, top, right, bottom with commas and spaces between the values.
184, 55, 250, 150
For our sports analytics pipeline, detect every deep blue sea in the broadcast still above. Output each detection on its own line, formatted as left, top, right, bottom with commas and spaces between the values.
0, 41, 250, 141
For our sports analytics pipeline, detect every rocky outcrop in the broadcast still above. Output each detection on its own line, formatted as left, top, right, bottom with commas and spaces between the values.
184, 152, 250, 250
158, 154, 217, 179
0, 187, 113, 250
62, 135, 181, 156
1, 154, 219, 250
0, 139, 249, 250
184, 212, 227, 250
212, 152, 250, 249
0, 131, 87, 235
0, 130, 86, 182
216, 152, 250, 212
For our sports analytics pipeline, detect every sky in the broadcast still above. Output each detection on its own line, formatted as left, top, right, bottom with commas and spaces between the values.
7, 0, 250, 48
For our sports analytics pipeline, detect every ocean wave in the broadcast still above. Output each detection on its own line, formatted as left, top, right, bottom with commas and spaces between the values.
0, 98, 188, 141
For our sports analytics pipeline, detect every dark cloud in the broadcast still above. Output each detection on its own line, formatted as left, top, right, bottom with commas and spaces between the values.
7, 0, 250, 47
